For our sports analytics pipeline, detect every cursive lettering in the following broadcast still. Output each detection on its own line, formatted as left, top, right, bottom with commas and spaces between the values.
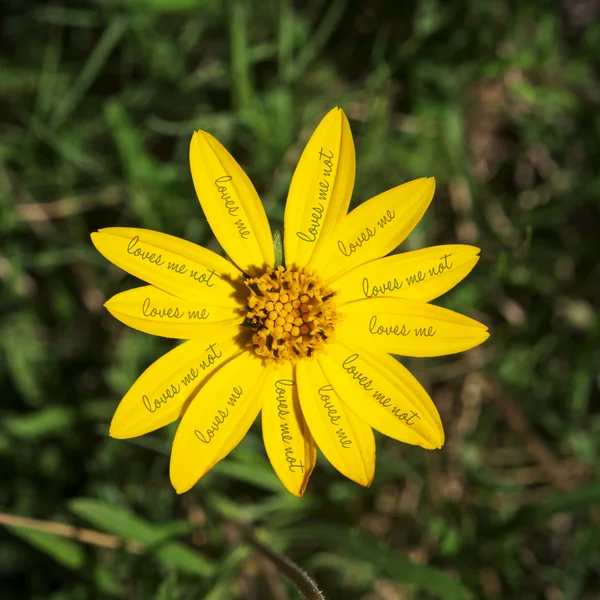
406, 270, 426, 286
142, 383, 181, 413
359, 254, 457, 299
214, 175, 251, 240
318, 386, 352, 448
127, 236, 165, 266
227, 386, 243, 407
189, 268, 217, 287
318, 385, 341, 425
285, 448, 305, 472
336, 428, 352, 448
414, 326, 436, 337
341, 355, 374, 391
275, 379, 295, 436
126, 236, 224, 288
296, 148, 335, 243
234, 218, 250, 239
337, 226, 376, 257
194, 385, 242, 443
194, 408, 229, 443
296, 203, 324, 242
167, 261, 188, 274
362, 276, 403, 298
319, 148, 334, 174
180, 342, 223, 387
274, 379, 305, 471
215, 175, 238, 216
391, 407, 421, 424
368, 314, 411, 336
142, 297, 184, 320
428, 253, 454, 277
376, 209, 396, 229
341, 352, 421, 426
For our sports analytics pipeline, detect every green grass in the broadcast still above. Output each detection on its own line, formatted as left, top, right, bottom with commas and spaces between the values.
1, 0, 599, 598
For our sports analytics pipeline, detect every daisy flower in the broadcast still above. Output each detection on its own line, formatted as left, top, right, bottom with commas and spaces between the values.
91, 108, 489, 497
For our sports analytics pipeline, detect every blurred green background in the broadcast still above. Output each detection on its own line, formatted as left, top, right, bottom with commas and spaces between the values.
1, 0, 599, 598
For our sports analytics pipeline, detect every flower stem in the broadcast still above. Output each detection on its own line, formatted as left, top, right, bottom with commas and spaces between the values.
241, 525, 326, 600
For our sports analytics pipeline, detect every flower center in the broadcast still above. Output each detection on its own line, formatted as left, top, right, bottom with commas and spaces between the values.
244, 266, 338, 362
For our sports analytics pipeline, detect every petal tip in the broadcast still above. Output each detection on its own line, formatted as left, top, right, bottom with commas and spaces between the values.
90, 231, 102, 248
435, 431, 445, 450
362, 473, 375, 488
108, 424, 127, 440
95, 228, 119, 237
191, 130, 215, 149
171, 476, 194, 495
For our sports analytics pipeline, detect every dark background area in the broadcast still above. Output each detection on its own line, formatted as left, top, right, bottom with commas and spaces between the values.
1, 0, 599, 598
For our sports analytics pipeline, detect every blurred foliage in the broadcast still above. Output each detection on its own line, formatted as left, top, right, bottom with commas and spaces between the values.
1, 0, 600, 598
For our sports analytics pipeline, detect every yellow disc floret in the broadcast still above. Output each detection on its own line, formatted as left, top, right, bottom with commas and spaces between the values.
244, 266, 338, 362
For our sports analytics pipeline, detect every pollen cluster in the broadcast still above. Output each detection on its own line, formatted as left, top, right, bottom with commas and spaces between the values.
244, 266, 338, 362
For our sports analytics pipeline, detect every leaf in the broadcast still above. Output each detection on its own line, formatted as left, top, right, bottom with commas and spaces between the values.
7, 526, 84, 569
490, 483, 600, 540
104, 99, 157, 184
155, 572, 179, 600
51, 17, 129, 127
203, 546, 250, 600
5, 526, 123, 597
3, 406, 73, 439
70, 498, 215, 577
272, 525, 472, 600
211, 457, 283, 493
119, 0, 220, 13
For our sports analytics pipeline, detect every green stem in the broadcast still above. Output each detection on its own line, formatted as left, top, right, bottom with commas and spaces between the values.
241, 526, 327, 600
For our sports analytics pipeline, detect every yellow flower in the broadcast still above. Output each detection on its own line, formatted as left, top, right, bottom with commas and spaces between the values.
91, 108, 489, 497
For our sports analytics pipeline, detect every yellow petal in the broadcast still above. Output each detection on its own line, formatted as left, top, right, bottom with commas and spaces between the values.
110, 333, 242, 439
261, 362, 316, 496
170, 352, 271, 494
296, 359, 375, 486
189, 131, 274, 275
91, 227, 241, 304
311, 177, 435, 282
104, 285, 243, 339
284, 108, 355, 268
337, 297, 489, 357
319, 343, 444, 449
332, 245, 480, 305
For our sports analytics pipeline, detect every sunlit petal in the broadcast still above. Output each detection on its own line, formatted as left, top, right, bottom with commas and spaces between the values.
297, 359, 375, 486
331, 245, 480, 304
262, 361, 316, 496
337, 297, 489, 357
319, 343, 444, 449
170, 352, 271, 494
91, 227, 241, 304
104, 285, 242, 339
190, 131, 274, 274
312, 177, 435, 282
284, 107, 355, 268
110, 334, 242, 439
